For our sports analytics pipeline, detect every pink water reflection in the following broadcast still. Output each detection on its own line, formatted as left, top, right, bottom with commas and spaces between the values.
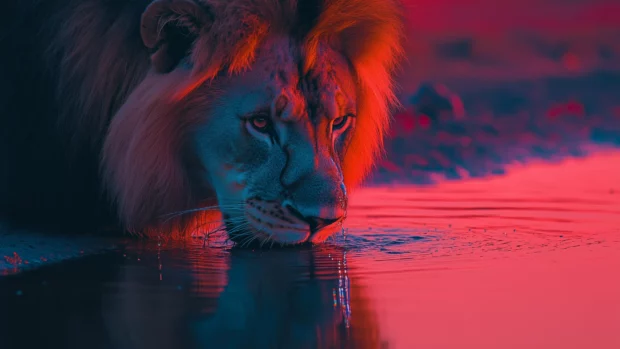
344, 150, 620, 348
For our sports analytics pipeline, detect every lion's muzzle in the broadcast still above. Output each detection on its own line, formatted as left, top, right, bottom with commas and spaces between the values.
282, 202, 345, 243
243, 196, 345, 245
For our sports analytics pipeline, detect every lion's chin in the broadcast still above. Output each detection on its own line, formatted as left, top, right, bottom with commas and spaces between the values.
267, 230, 312, 245
232, 221, 341, 247
235, 223, 341, 247
243, 214, 312, 246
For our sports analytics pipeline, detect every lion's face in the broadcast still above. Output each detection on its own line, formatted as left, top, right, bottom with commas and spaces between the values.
102, 0, 402, 244
195, 37, 356, 245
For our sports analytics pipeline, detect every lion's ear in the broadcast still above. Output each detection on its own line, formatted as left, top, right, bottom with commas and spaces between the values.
140, 0, 212, 73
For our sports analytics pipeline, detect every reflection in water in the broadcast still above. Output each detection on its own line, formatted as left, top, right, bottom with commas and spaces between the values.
0, 242, 383, 349
186, 247, 365, 349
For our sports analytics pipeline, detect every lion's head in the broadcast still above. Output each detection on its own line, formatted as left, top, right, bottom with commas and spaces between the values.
102, 0, 403, 245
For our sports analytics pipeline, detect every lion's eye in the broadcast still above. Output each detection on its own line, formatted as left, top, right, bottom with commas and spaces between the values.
332, 114, 352, 131
250, 115, 270, 132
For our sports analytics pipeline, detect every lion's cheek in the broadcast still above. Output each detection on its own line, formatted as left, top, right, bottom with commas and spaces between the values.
208, 162, 248, 196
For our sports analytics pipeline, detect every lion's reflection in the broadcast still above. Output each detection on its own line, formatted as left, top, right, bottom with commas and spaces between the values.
103, 243, 384, 349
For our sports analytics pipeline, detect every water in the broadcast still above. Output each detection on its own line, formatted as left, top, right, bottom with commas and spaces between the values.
1, 151, 619, 349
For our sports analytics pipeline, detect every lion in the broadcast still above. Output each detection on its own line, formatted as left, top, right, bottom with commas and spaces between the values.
0, 0, 404, 246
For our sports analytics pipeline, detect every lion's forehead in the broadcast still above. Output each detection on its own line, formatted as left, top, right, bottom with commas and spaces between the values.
257, 36, 355, 122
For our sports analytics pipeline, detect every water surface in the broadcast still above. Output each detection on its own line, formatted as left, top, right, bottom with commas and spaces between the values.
1, 151, 619, 349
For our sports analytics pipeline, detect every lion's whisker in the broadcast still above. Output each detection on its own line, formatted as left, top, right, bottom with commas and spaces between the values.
160, 204, 246, 222
235, 232, 254, 248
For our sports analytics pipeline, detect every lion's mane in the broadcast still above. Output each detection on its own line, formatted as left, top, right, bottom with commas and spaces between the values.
0, 0, 404, 235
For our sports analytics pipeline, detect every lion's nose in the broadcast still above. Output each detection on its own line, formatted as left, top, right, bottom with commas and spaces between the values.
283, 203, 344, 232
